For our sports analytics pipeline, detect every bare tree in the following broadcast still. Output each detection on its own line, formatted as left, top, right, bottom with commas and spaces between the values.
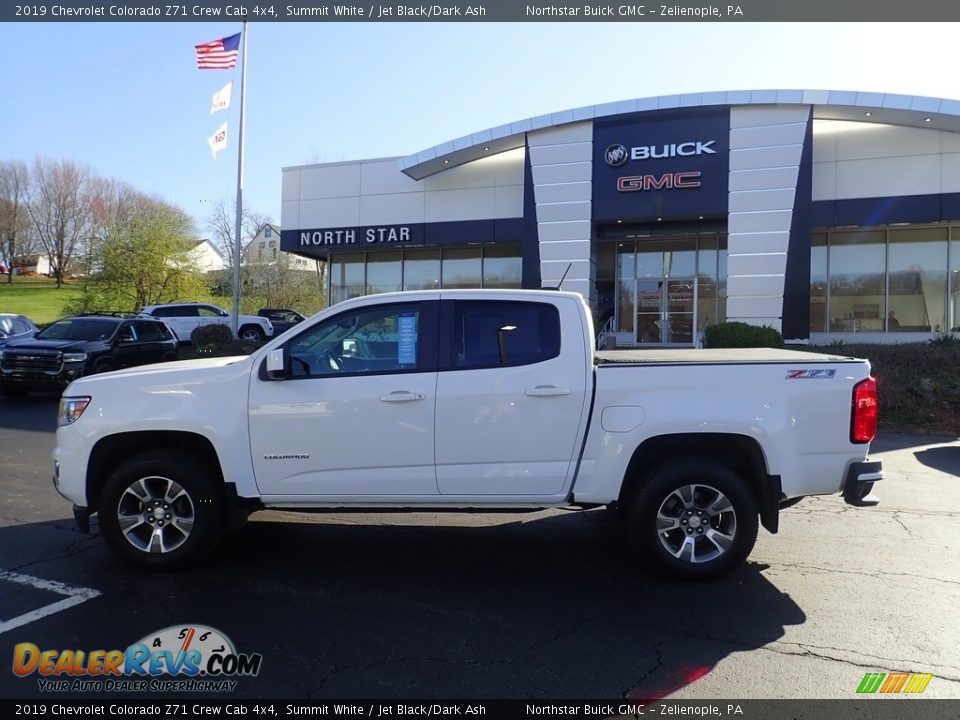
0, 160, 32, 283
206, 198, 270, 272
27, 157, 96, 288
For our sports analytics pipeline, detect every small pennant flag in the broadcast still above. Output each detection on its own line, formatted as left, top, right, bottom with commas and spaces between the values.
208, 122, 228, 159
210, 82, 233, 114
195, 33, 240, 70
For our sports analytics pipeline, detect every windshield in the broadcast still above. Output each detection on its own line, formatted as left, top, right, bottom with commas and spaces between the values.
0, 319, 11, 337
37, 319, 118, 342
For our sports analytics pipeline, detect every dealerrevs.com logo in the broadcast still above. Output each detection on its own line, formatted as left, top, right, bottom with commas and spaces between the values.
13, 624, 262, 693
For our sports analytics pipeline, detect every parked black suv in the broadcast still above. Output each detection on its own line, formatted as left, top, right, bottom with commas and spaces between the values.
258, 308, 306, 336
0, 313, 178, 398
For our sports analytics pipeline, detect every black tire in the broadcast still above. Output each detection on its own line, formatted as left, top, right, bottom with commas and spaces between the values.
1, 385, 29, 399
626, 459, 759, 580
238, 325, 264, 343
98, 450, 224, 570
90, 358, 116, 375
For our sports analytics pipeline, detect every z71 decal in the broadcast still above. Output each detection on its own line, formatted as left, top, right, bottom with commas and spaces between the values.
786, 369, 837, 379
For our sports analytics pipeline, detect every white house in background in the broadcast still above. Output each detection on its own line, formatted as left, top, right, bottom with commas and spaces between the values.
243, 224, 315, 270
12, 254, 52, 276
187, 239, 225, 273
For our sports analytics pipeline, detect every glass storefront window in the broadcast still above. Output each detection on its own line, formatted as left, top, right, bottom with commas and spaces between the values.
697, 237, 718, 332
330, 253, 364, 305
366, 251, 402, 295
887, 227, 947, 332
718, 244, 728, 324
828, 230, 886, 332
635, 247, 664, 278
482, 246, 522, 289
810, 232, 828, 333
951, 230, 960, 332
403, 249, 441, 291
442, 248, 482, 289
812, 224, 957, 335
617, 244, 635, 332
665, 242, 696, 278
595, 242, 617, 330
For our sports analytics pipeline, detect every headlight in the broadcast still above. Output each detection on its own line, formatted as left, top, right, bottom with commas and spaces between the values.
62, 352, 88, 363
58, 396, 91, 427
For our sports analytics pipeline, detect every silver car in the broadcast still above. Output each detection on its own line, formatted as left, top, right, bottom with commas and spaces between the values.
0, 314, 39, 348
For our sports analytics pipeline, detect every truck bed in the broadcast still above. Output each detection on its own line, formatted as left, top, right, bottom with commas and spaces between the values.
596, 348, 861, 365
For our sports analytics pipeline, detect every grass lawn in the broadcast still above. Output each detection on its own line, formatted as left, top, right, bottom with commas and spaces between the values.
0, 277, 83, 324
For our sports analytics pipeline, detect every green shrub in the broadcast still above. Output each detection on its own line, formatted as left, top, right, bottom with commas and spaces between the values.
808, 342, 960, 434
190, 323, 234, 346
929, 332, 960, 348
705, 322, 784, 349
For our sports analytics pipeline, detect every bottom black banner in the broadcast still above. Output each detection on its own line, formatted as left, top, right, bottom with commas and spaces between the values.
3, 700, 958, 720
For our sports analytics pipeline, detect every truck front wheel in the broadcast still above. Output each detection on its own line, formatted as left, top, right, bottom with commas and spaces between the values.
626, 459, 758, 580
98, 450, 224, 569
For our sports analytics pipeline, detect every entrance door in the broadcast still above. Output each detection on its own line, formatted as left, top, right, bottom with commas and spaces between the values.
635, 278, 695, 345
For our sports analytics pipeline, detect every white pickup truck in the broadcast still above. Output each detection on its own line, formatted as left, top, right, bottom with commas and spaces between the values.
53, 289, 882, 579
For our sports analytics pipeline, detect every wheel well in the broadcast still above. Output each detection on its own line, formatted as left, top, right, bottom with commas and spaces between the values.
618, 433, 778, 532
86, 431, 224, 512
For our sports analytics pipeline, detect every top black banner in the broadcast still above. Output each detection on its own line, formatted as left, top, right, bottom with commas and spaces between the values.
7, 0, 960, 22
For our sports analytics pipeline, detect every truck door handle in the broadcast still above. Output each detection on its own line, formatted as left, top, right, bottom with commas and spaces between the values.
379, 391, 425, 402
525, 385, 571, 397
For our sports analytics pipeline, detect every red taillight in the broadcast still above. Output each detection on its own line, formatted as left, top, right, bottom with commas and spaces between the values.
851, 376, 878, 444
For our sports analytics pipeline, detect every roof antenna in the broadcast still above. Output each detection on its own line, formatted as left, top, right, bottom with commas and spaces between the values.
546, 262, 572, 291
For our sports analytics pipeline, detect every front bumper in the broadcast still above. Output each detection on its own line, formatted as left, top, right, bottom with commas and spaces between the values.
2, 367, 83, 391
73, 505, 91, 534
53, 461, 92, 533
842, 459, 883, 506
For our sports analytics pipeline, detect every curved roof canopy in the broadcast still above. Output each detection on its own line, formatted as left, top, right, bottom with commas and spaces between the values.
399, 89, 960, 180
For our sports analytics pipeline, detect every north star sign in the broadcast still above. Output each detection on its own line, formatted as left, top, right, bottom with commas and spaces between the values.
300, 226, 413, 246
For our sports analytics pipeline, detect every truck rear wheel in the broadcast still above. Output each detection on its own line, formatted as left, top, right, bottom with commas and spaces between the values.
626, 459, 758, 580
98, 450, 223, 569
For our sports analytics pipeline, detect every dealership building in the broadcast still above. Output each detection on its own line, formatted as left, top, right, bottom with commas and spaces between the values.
281, 89, 960, 346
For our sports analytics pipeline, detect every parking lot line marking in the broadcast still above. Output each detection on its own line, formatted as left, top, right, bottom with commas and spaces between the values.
0, 570, 101, 635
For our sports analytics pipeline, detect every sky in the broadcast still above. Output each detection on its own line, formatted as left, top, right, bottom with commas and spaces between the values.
2, 22, 960, 233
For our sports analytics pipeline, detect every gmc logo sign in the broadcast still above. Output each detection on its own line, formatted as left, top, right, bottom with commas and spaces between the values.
616, 171, 702, 192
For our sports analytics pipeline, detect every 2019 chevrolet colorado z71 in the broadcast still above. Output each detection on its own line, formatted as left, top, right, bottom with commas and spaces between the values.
53, 289, 881, 579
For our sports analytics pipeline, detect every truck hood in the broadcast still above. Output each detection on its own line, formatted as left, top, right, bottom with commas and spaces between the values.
3, 338, 98, 353
64, 355, 254, 393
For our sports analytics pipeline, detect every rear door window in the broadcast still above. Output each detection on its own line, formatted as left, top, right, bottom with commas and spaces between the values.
134, 321, 163, 342
449, 301, 561, 370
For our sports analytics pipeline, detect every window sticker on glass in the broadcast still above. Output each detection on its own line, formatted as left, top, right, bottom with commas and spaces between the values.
397, 312, 418, 366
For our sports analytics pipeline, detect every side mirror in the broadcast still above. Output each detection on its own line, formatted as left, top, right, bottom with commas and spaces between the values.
266, 348, 287, 380
118, 335, 135, 344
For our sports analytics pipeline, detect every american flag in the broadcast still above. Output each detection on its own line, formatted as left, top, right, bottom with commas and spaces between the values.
195, 33, 240, 70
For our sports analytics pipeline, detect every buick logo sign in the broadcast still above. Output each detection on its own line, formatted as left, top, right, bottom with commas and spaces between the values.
604, 143, 628, 167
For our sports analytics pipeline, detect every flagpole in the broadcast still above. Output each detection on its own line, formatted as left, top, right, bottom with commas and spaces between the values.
231, 21, 248, 337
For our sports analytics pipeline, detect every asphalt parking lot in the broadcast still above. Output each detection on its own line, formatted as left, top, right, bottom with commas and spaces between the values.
0, 395, 958, 701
